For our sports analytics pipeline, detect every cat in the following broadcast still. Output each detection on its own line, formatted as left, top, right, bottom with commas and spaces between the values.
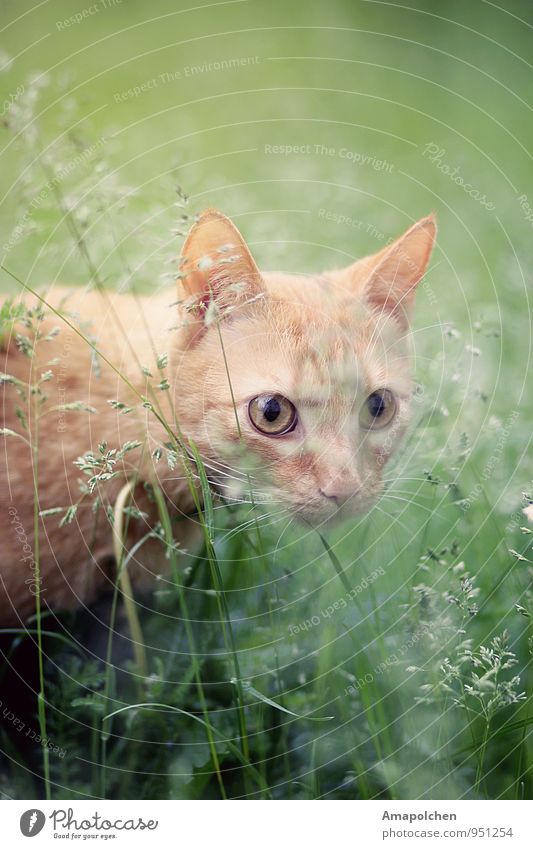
0, 208, 436, 624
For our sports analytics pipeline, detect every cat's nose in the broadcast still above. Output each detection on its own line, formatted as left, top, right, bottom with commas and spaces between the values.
319, 478, 361, 506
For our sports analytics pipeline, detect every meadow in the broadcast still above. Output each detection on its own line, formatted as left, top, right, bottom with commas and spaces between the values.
0, 0, 532, 800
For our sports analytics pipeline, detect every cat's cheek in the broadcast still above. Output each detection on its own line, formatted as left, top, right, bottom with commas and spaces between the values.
200, 408, 241, 454
372, 443, 394, 470
368, 400, 411, 467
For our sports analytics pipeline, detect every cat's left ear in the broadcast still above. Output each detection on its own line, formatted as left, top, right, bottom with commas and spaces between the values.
178, 209, 264, 320
357, 214, 437, 325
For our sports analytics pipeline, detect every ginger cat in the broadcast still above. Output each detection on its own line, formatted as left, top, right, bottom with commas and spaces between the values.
0, 209, 436, 625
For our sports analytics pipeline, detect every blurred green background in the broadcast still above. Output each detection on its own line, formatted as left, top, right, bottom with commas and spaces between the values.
0, 0, 532, 800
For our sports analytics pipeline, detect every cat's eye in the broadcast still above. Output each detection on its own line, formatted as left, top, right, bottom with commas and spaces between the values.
248, 393, 298, 436
360, 389, 397, 430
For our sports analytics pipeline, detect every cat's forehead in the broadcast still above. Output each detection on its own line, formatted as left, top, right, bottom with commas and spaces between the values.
219, 296, 411, 403
266, 288, 409, 364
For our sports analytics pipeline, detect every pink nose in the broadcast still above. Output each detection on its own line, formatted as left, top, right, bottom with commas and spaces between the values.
319, 481, 361, 506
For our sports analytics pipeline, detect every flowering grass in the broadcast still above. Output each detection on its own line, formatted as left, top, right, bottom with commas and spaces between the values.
0, 0, 532, 800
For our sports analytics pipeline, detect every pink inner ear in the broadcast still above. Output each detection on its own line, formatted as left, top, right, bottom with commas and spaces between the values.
178, 209, 263, 312
362, 215, 436, 321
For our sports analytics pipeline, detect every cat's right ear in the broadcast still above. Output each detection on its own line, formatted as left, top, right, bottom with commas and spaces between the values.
346, 215, 437, 326
178, 209, 264, 334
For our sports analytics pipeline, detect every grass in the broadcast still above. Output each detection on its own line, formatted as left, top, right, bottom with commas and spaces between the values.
0, 0, 532, 800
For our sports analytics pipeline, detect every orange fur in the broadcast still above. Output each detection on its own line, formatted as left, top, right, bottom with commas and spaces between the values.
0, 209, 436, 623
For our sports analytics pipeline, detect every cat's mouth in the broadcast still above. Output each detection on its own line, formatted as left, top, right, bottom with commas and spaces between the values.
319, 488, 361, 508
204, 461, 379, 525
289, 488, 379, 526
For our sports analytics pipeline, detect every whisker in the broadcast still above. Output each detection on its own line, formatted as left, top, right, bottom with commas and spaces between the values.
372, 503, 418, 535
378, 493, 446, 520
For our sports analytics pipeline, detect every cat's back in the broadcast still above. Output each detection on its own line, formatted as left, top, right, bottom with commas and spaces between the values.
0, 284, 177, 622
2, 284, 177, 387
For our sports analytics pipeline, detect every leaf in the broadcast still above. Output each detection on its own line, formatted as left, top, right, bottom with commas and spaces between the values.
59, 402, 97, 413
0, 628, 84, 653
0, 427, 21, 437
188, 440, 214, 539
59, 505, 78, 527
318, 531, 352, 595
71, 695, 106, 715
165, 447, 179, 469
0, 372, 22, 385
509, 549, 529, 562
240, 681, 333, 722
118, 440, 142, 456
15, 406, 27, 429
103, 702, 270, 796
198, 256, 214, 271
39, 507, 64, 518
108, 399, 133, 414
204, 299, 219, 327
522, 504, 533, 523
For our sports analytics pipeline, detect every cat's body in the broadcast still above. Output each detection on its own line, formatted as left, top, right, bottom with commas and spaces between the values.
1, 286, 195, 622
0, 209, 436, 624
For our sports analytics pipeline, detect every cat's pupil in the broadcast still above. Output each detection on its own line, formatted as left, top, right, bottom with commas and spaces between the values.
368, 392, 386, 418
262, 396, 281, 422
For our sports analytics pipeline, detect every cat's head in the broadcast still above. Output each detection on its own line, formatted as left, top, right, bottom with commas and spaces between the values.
171, 208, 436, 525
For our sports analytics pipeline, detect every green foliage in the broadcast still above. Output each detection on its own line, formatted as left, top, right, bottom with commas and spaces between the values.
1, 0, 532, 803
